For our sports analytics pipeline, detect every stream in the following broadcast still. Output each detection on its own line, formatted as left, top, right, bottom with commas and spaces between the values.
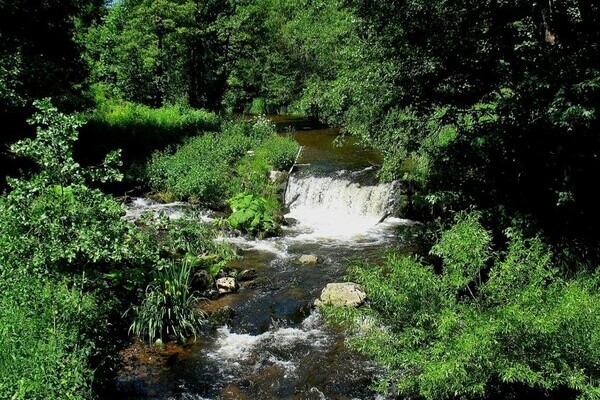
117, 118, 416, 399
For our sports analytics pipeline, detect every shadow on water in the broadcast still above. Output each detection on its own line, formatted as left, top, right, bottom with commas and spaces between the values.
113, 116, 411, 399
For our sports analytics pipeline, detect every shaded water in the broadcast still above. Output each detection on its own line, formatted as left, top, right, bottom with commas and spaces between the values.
116, 117, 413, 399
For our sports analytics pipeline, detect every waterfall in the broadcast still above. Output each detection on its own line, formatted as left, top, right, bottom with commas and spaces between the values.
285, 174, 397, 218
283, 172, 401, 241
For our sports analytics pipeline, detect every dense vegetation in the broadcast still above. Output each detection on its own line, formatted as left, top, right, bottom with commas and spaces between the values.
0, 101, 234, 398
325, 213, 600, 398
1, 0, 599, 398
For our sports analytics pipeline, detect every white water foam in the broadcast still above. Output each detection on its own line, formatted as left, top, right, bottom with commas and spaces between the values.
222, 236, 289, 258
124, 197, 212, 222
207, 312, 329, 375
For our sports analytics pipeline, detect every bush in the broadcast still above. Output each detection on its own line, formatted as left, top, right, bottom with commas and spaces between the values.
0, 100, 229, 398
139, 214, 234, 277
146, 117, 298, 208
324, 213, 600, 399
227, 191, 279, 237
256, 134, 300, 171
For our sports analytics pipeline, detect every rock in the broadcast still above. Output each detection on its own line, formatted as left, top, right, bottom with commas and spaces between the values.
208, 306, 235, 327
216, 277, 239, 294
191, 269, 212, 292
298, 254, 318, 265
237, 269, 258, 282
282, 217, 298, 226
269, 170, 288, 185
314, 282, 367, 308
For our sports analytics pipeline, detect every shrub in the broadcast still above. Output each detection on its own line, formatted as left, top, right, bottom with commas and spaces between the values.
140, 214, 234, 278
256, 134, 300, 171
227, 191, 279, 237
146, 117, 298, 209
324, 213, 600, 399
0, 100, 224, 398
1, 99, 151, 278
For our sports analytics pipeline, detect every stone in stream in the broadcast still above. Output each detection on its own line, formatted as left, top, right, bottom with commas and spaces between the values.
314, 282, 367, 308
237, 269, 258, 282
269, 170, 288, 185
282, 216, 298, 226
298, 254, 318, 265
208, 306, 235, 327
191, 269, 213, 292
216, 277, 239, 294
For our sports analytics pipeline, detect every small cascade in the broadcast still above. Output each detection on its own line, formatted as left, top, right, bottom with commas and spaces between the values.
285, 173, 397, 218
283, 172, 402, 241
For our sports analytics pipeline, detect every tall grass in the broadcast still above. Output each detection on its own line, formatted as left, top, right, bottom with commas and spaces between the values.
78, 98, 220, 176
129, 262, 205, 344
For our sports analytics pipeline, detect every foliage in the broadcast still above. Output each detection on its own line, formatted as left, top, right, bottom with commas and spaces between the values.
255, 134, 300, 171
140, 213, 234, 278
0, 101, 138, 399
0, 100, 146, 278
324, 213, 600, 399
130, 261, 205, 343
0, 101, 229, 398
0, 276, 98, 400
12, 98, 123, 186
84, 0, 264, 109
227, 191, 278, 237
146, 117, 297, 208
0, 0, 102, 113
430, 212, 491, 294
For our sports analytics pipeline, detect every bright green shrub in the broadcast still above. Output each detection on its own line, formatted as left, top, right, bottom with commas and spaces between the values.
325, 214, 600, 399
227, 191, 278, 237
430, 212, 491, 294
256, 134, 300, 171
1, 100, 151, 277
247, 97, 267, 114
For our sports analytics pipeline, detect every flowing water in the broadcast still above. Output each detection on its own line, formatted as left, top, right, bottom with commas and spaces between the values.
116, 117, 415, 399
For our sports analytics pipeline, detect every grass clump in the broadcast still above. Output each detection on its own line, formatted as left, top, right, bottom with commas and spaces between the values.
130, 261, 204, 344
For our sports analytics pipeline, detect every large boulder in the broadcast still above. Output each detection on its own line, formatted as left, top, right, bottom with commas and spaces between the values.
314, 282, 367, 308
216, 277, 239, 294
298, 254, 318, 265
